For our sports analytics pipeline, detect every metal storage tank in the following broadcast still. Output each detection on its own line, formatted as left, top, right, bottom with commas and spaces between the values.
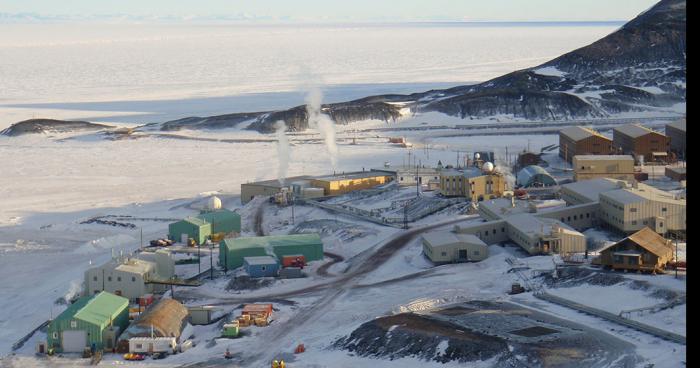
516, 166, 557, 188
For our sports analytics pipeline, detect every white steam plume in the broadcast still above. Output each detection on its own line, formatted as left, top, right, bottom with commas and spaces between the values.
274, 120, 290, 185
305, 86, 338, 169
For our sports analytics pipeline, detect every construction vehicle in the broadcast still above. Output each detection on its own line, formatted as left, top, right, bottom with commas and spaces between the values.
272, 360, 286, 368
509, 283, 526, 295
224, 348, 233, 360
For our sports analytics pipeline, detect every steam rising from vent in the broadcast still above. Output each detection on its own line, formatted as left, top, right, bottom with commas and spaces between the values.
64, 280, 81, 303
274, 120, 290, 185
306, 86, 338, 169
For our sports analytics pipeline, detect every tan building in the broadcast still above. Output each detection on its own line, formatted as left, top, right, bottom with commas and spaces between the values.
240, 175, 312, 204
309, 171, 394, 196
421, 230, 489, 263
613, 124, 670, 163
597, 227, 674, 273
665, 119, 686, 158
84, 252, 175, 301
439, 167, 507, 201
560, 178, 686, 236
573, 155, 636, 182
559, 126, 613, 163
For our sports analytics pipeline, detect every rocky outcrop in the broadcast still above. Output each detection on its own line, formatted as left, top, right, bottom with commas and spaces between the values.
1, 119, 112, 136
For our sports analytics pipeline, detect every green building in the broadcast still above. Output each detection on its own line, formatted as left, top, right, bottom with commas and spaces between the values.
47, 291, 129, 353
219, 233, 324, 270
168, 217, 212, 245
197, 209, 241, 235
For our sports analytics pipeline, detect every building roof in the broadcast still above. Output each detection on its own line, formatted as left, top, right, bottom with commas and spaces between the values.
313, 171, 392, 181
666, 119, 686, 132
197, 209, 241, 225
242, 175, 313, 189
441, 167, 490, 179
114, 258, 155, 275
222, 233, 322, 251
242, 304, 273, 314
573, 155, 634, 161
559, 126, 608, 142
506, 214, 576, 237
516, 165, 557, 188
422, 230, 486, 248
666, 166, 686, 174
601, 227, 672, 258
614, 124, 664, 139
181, 217, 209, 227
601, 189, 646, 205
122, 298, 189, 339
65, 292, 129, 329
561, 178, 622, 202
378, 166, 441, 175
243, 256, 279, 266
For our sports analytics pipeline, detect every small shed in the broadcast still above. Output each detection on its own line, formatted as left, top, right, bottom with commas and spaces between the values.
47, 291, 129, 353
197, 209, 241, 235
243, 256, 280, 278
598, 227, 673, 273
168, 217, 212, 245
128, 337, 177, 354
188, 306, 220, 325
422, 231, 489, 264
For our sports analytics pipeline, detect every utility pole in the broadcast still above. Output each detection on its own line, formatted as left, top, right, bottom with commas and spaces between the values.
198, 244, 201, 275
675, 233, 678, 279
210, 241, 214, 280
140, 227, 143, 249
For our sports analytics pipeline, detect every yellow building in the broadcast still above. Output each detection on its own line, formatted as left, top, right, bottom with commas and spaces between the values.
439, 168, 507, 201
310, 171, 394, 196
573, 155, 636, 182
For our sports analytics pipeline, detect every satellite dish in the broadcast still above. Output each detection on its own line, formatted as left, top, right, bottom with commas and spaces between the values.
474, 153, 481, 160
207, 196, 222, 210
482, 162, 494, 173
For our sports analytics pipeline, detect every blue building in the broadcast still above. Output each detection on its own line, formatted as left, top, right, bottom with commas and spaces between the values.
243, 256, 280, 278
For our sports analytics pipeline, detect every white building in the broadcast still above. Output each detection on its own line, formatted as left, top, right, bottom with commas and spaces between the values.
84, 250, 175, 301
421, 231, 489, 263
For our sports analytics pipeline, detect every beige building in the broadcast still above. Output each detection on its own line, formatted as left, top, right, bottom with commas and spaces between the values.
84, 250, 175, 301
421, 230, 489, 263
573, 155, 636, 182
240, 175, 312, 204
453, 197, 588, 256
439, 167, 507, 201
560, 178, 686, 236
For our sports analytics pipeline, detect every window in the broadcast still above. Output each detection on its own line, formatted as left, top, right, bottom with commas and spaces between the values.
52, 332, 58, 339
662, 207, 667, 212
627, 257, 637, 265
94, 290, 99, 294
586, 213, 590, 218
630, 208, 637, 212
574, 215, 578, 220
117, 277, 121, 282
136, 344, 143, 349
492, 229, 496, 235
502, 227, 505, 233
473, 250, 480, 256
70, 320, 77, 328
643, 220, 648, 225
631, 221, 637, 225
659, 222, 664, 228
107, 276, 112, 282
567, 216, 571, 222
262, 266, 266, 271
93, 276, 97, 281
132, 276, 136, 282
441, 252, 447, 256
561, 217, 565, 222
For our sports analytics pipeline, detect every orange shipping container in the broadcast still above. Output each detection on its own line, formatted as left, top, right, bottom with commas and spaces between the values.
281, 255, 306, 268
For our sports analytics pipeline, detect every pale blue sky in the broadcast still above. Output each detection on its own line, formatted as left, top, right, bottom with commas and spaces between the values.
0, 0, 659, 22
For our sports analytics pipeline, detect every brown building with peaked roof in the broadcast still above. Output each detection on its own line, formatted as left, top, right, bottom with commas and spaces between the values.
117, 298, 189, 352
559, 126, 613, 163
613, 124, 670, 163
597, 227, 674, 273
666, 119, 686, 159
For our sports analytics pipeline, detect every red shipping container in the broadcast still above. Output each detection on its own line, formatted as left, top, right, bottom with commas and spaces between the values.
282, 255, 306, 268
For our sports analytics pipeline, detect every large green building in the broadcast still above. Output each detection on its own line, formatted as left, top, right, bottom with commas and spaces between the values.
47, 291, 129, 353
168, 217, 212, 245
197, 209, 241, 235
219, 233, 324, 270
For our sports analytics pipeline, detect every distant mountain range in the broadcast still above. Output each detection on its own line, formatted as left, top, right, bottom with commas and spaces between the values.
2, 0, 686, 137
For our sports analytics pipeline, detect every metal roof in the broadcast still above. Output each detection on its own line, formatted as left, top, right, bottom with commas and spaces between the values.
666, 119, 686, 132
614, 124, 664, 139
181, 217, 209, 227
222, 233, 322, 251
516, 165, 557, 188
600, 227, 672, 258
72, 292, 129, 328
422, 230, 486, 248
573, 155, 634, 161
559, 126, 607, 141
561, 178, 622, 202
197, 209, 240, 224
313, 171, 393, 181
243, 256, 279, 266
122, 298, 189, 339
601, 189, 646, 204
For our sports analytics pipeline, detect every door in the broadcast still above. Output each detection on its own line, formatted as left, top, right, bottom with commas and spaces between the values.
61, 330, 87, 353
458, 249, 468, 260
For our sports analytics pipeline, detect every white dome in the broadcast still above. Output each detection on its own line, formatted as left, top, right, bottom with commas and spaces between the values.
207, 196, 222, 210
482, 162, 494, 173
474, 153, 481, 159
